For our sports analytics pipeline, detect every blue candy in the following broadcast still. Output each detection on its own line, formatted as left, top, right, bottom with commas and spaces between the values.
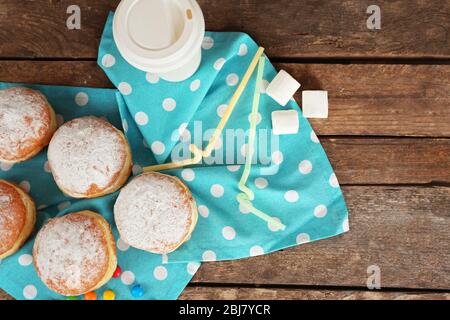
131, 284, 144, 298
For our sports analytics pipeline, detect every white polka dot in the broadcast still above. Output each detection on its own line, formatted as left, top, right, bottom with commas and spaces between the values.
216, 104, 228, 118
190, 79, 201, 92
238, 43, 248, 56
74, 92, 89, 107
151, 141, 165, 155
210, 184, 224, 198
18, 254, 33, 266
23, 285, 37, 299
56, 114, 64, 127
248, 112, 262, 125
296, 233, 311, 244
214, 58, 226, 71
57, 201, 71, 211
180, 129, 191, 142
202, 36, 214, 49
254, 178, 268, 189
181, 168, 195, 182
343, 218, 350, 231
122, 119, 128, 132
132, 164, 143, 175
310, 131, 320, 143
284, 190, 299, 203
239, 203, 250, 214
19, 181, 30, 193
162, 98, 176, 112
153, 266, 168, 281
146, 73, 159, 84
43, 161, 51, 173
0, 162, 13, 171
121, 270, 135, 285
298, 160, 313, 174
260, 80, 269, 94
268, 217, 283, 232
198, 205, 209, 218
202, 250, 216, 261
162, 254, 168, 264
187, 262, 201, 275
329, 173, 339, 188
227, 165, 241, 172
240, 143, 249, 158
222, 226, 236, 240
117, 238, 130, 251
271, 151, 284, 165
314, 204, 328, 218
118, 82, 132, 95
249, 245, 264, 256
101, 54, 116, 68
135, 111, 149, 126
226, 73, 239, 86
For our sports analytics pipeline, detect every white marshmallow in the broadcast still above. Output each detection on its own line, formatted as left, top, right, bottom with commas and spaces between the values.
302, 91, 328, 118
266, 70, 301, 106
271, 110, 299, 135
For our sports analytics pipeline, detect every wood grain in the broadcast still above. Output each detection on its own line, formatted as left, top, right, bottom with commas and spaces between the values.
192, 186, 450, 290
0, 61, 449, 137
1, 287, 449, 300
179, 287, 450, 300
0, 1, 449, 59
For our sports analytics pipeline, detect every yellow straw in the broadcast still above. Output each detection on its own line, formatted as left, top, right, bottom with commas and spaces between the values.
143, 47, 265, 173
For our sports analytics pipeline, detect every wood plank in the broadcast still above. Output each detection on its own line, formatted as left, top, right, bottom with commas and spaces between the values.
192, 186, 450, 290
0, 186, 448, 297
179, 287, 450, 300
0, 1, 449, 59
1, 287, 449, 300
0, 61, 449, 137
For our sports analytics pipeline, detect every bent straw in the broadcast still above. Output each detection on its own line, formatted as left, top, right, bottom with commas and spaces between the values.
236, 57, 286, 231
143, 47, 265, 173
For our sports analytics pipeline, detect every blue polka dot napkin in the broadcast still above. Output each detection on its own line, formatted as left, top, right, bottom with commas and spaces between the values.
99, 12, 350, 263
0, 83, 197, 300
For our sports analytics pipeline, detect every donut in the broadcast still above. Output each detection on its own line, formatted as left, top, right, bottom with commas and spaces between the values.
114, 172, 198, 254
47, 116, 132, 198
0, 179, 36, 259
0, 87, 56, 163
33, 211, 117, 296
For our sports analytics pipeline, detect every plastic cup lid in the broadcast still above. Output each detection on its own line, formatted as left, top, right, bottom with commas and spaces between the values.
113, 0, 205, 73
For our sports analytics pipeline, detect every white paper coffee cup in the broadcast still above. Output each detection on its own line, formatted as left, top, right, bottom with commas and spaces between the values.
113, 0, 205, 82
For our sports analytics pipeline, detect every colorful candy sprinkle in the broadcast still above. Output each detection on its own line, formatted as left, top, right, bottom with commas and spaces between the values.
103, 290, 116, 300
84, 291, 97, 300
112, 265, 122, 278
66, 296, 78, 300
131, 284, 144, 298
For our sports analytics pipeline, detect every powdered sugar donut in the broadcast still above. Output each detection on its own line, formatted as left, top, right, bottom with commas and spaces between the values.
114, 172, 198, 254
0, 179, 36, 259
47, 116, 132, 198
0, 87, 56, 163
33, 211, 117, 296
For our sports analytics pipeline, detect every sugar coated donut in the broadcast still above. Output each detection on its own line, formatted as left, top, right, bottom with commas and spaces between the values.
0, 87, 56, 163
33, 211, 117, 296
114, 172, 198, 254
47, 116, 132, 198
0, 179, 36, 259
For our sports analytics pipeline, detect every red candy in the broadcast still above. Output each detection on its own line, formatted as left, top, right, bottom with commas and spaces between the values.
113, 265, 122, 278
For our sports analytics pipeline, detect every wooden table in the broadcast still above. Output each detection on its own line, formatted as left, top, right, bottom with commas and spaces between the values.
1, 0, 449, 300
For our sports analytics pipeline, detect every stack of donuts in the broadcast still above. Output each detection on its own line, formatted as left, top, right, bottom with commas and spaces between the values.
0, 87, 198, 297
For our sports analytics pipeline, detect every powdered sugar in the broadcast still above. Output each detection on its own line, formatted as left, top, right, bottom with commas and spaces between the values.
48, 116, 127, 195
33, 213, 108, 293
114, 173, 194, 253
0, 194, 13, 249
0, 87, 50, 160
